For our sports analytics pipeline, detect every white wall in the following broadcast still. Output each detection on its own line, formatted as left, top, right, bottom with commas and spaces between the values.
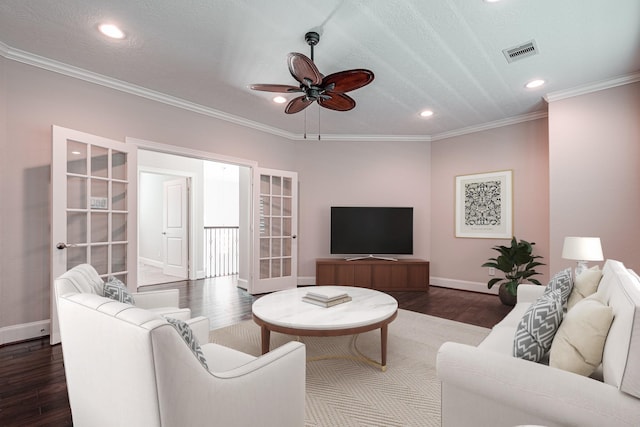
203, 162, 239, 226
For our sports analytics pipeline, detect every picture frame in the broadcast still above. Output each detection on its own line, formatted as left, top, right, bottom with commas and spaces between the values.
455, 170, 513, 239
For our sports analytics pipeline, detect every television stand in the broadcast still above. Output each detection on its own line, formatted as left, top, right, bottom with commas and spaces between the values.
316, 258, 429, 291
345, 255, 398, 262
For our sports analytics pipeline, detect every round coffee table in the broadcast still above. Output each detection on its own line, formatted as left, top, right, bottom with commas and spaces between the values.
252, 286, 398, 370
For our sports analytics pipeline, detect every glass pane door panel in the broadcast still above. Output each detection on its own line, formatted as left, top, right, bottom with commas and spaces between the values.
282, 258, 291, 276
260, 175, 270, 194
282, 218, 291, 236
271, 238, 281, 257
67, 212, 87, 244
91, 213, 109, 242
91, 179, 108, 200
283, 198, 291, 216
260, 260, 270, 279
112, 213, 127, 241
91, 146, 108, 178
67, 141, 87, 175
112, 151, 127, 180
272, 176, 282, 195
272, 197, 281, 216
112, 182, 127, 210
260, 196, 270, 215
283, 177, 291, 197
282, 238, 291, 256
92, 245, 109, 275
67, 177, 87, 209
260, 238, 270, 258
272, 217, 281, 237
261, 218, 271, 237
66, 246, 87, 270
112, 244, 127, 274
271, 259, 281, 277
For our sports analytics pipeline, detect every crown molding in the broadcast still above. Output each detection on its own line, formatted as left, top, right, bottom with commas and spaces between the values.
290, 134, 432, 142
544, 72, 640, 103
430, 111, 548, 141
0, 43, 300, 140
10, 41, 630, 144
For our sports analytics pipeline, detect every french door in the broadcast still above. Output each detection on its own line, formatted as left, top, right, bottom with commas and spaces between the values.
50, 126, 137, 344
251, 168, 298, 294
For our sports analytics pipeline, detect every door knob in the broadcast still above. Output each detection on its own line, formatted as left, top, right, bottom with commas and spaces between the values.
56, 242, 78, 249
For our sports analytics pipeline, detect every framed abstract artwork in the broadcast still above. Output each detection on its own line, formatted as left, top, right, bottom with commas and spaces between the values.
455, 170, 513, 238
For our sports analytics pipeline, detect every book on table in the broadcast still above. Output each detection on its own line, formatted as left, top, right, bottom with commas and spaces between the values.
302, 295, 352, 307
305, 288, 349, 302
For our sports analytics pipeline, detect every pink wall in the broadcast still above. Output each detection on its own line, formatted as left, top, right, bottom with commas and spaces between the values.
0, 60, 296, 329
430, 119, 550, 291
294, 139, 431, 277
548, 82, 640, 273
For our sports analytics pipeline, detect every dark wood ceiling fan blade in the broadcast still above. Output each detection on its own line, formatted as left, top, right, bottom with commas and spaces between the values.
287, 53, 323, 86
318, 92, 356, 111
322, 69, 374, 93
285, 96, 313, 114
249, 84, 302, 93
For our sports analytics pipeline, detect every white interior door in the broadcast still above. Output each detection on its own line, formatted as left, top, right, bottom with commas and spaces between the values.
162, 177, 189, 278
51, 126, 137, 344
251, 168, 298, 294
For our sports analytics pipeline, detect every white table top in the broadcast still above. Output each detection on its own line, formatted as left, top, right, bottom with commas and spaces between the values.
252, 286, 398, 330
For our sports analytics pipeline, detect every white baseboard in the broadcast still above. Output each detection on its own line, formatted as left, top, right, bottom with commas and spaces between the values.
298, 276, 316, 286
430, 276, 498, 295
0, 320, 50, 345
139, 257, 163, 269
237, 278, 248, 290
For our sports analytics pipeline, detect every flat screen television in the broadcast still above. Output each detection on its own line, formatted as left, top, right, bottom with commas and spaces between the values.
330, 207, 413, 256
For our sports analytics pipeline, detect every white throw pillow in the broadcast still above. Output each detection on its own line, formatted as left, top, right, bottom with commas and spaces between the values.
567, 266, 603, 310
549, 294, 613, 376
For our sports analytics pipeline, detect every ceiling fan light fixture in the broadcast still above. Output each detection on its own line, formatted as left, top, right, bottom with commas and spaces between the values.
273, 96, 287, 104
525, 79, 545, 89
420, 110, 434, 118
98, 23, 125, 39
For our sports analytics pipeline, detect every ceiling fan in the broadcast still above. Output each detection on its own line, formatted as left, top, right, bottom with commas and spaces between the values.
250, 31, 374, 114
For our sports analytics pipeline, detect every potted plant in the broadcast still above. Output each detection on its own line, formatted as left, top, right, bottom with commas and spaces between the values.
482, 237, 545, 306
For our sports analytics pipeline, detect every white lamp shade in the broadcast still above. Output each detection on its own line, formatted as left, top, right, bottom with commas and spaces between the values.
562, 237, 604, 261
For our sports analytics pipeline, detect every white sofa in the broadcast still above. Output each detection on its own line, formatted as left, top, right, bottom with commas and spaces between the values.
53, 263, 210, 343
57, 291, 306, 427
437, 259, 640, 427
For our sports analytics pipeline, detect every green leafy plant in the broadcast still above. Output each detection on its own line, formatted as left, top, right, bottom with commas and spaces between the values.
482, 237, 545, 297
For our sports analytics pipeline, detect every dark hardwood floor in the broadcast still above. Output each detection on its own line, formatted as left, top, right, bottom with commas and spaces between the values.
0, 277, 511, 426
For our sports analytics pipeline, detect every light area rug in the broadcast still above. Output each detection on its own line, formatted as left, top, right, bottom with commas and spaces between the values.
209, 309, 490, 427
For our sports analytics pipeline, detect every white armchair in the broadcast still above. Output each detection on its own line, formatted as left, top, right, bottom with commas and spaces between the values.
52, 263, 209, 344
57, 292, 306, 427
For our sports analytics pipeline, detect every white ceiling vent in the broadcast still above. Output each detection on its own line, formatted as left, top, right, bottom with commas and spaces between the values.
503, 40, 538, 63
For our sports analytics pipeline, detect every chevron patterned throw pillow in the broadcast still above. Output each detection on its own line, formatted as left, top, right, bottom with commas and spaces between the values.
166, 317, 209, 370
514, 289, 564, 362
544, 268, 573, 306
103, 276, 136, 305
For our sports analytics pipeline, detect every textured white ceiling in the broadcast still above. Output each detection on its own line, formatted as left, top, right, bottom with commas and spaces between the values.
1, 0, 639, 140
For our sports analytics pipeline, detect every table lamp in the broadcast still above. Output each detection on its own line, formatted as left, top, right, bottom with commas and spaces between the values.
561, 236, 604, 276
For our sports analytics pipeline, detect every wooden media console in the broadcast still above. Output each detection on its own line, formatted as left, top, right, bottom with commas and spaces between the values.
315, 258, 429, 291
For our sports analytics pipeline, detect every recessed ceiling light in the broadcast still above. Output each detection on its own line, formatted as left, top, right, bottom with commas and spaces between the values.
525, 79, 545, 89
99, 24, 125, 40
273, 96, 287, 104
420, 110, 434, 118
484, 0, 501, 3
